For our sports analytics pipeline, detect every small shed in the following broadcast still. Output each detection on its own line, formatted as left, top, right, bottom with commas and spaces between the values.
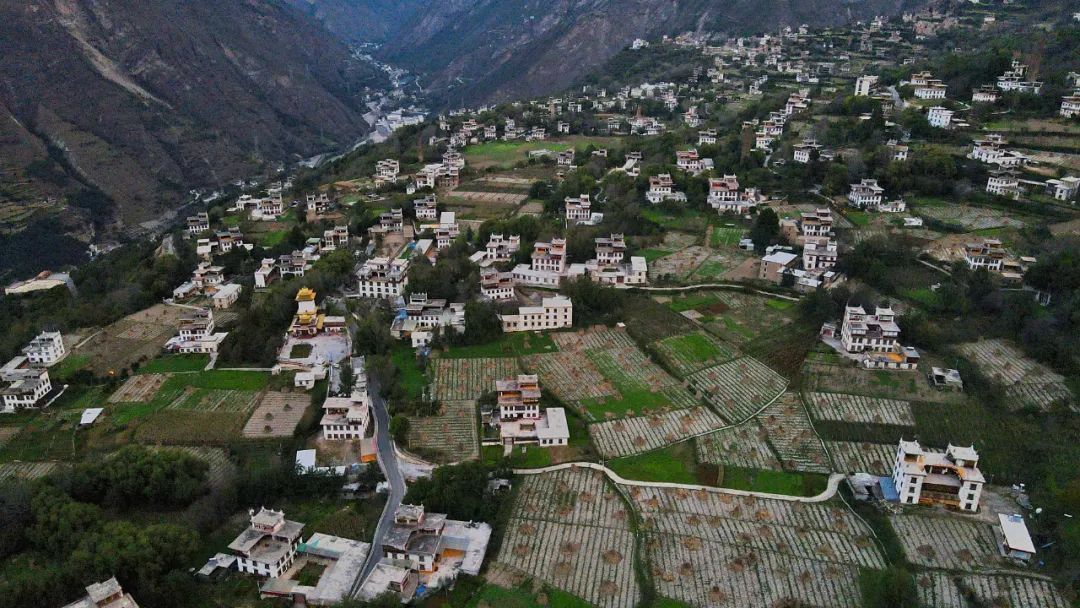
79, 408, 104, 428
998, 514, 1036, 563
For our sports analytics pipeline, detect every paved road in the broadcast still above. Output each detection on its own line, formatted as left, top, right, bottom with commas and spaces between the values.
349, 378, 406, 597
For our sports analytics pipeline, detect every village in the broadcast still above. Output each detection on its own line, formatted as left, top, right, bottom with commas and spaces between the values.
1, 2, 1080, 608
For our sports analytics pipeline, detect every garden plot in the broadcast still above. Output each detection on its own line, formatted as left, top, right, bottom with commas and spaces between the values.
586, 347, 693, 401
497, 468, 640, 608
689, 250, 754, 282
670, 291, 797, 345
825, 441, 896, 475
654, 331, 740, 377
108, 373, 170, 403
916, 572, 1068, 608
957, 339, 1075, 411
695, 423, 782, 471
628, 486, 884, 608
890, 513, 1001, 572
755, 394, 830, 474
551, 327, 636, 351
918, 205, 1025, 230
686, 357, 788, 423
0, 461, 58, 480
805, 392, 915, 426
802, 361, 960, 404
166, 388, 261, 413
524, 352, 614, 403
407, 400, 479, 463
73, 304, 187, 375
431, 357, 520, 401
650, 246, 713, 280
590, 407, 726, 458
242, 391, 309, 438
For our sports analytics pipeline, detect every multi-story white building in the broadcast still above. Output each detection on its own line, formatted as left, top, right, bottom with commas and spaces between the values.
698, 129, 718, 145
799, 209, 835, 240
855, 75, 879, 96
887, 140, 909, 162
927, 106, 953, 128
1046, 176, 1080, 202
972, 85, 999, 104
434, 212, 460, 249
22, 331, 65, 366
1061, 91, 1080, 118
390, 293, 465, 347
1, 356, 52, 413
413, 195, 438, 221
357, 257, 409, 299
228, 508, 304, 578
369, 209, 404, 236
986, 171, 1021, 199
376, 159, 400, 185
646, 174, 685, 204
496, 374, 542, 420
254, 258, 279, 289
565, 194, 593, 223
793, 139, 821, 163
575, 234, 648, 287
707, 175, 740, 207
321, 225, 350, 251
320, 392, 370, 441
61, 577, 141, 608
892, 440, 984, 512
964, 239, 1006, 272
803, 239, 838, 271
840, 305, 900, 354
499, 296, 573, 333
480, 268, 516, 301
848, 179, 885, 209
676, 150, 709, 175
187, 212, 210, 235
483, 234, 521, 263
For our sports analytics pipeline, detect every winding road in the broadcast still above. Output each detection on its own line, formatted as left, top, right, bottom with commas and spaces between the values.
349, 377, 406, 598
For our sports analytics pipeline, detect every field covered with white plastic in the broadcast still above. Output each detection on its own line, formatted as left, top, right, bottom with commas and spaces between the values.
687, 357, 788, 423
916, 571, 1068, 608
590, 407, 727, 459
890, 513, 1001, 571
957, 339, 1075, 411
805, 392, 915, 426
825, 441, 896, 476
431, 357, 520, 401
496, 468, 640, 608
628, 486, 884, 608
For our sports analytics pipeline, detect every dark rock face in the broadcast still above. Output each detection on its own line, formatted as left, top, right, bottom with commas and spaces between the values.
0, 0, 387, 227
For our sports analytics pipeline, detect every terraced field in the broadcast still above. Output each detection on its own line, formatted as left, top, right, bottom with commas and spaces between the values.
687, 357, 788, 423
825, 441, 896, 475
916, 572, 1068, 608
407, 400, 479, 463
805, 392, 915, 426
496, 468, 640, 608
0, 461, 59, 480
695, 423, 782, 470
654, 331, 740, 377
591, 408, 727, 459
524, 352, 614, 403
890, 513, 1001, 572
629, 486, 884, 608
958, 339, 1075, 411
431, 357, 520, 401
756, 394, 830, 474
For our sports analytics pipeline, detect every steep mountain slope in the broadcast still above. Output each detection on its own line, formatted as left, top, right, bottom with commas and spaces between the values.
370, 0, 922, 103
0, 0, 387, 231
285, 0, 427, 43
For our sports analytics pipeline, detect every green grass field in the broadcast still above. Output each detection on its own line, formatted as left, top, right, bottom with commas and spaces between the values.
581, 389, 672, 420
259, 230, 288, 247
711, 226, 744, 247
464, 137, 616, 169
668, 293, 719, 312
721, 466, 829, 496
137, 355, 210, 374
392, 347, 428, 399
464, 583, 592, 608
845, 211, 871, 226
440, 332, 557, 359
50, 354, 91, 380
642, 208, 710, 232
609, 442, 700, 485
765, 298, 794, 311
663, 332, 726, 362
638, 248, 672, 262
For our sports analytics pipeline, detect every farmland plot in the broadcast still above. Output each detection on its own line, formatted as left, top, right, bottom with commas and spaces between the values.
590, 407, 727, 458
654, 331, 740, 377
524, 352, 614, 403
957, 339, 1075, 411
802, 361, 960, 404
756, 394, 830, 474
407, 400, 479, 463
916, 572, 1068, 608
629, 486, 884, 608
552, 327, 636, 352
109, 373, 170, 403
155, 446, 235, 489
805, 392, 915, 426
73, 304, 187, 375
242, 392, 309, 438
650, 246, 713, 280
497, 468, 640, 608
166, 388, 261, 413
432, 358, 520, 401
0, 461, 58, 480
587, 347, 692, 399
890, 513, 1001, 571
825, 441, 896, 475
918, 205, 1024, 230
695, 423, 782, 471
687, 357, 788, 423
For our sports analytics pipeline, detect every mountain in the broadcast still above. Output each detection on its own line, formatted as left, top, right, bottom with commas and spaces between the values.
359, 0, 923, 104
284, 0, 427, 43
0, 0, 388, 235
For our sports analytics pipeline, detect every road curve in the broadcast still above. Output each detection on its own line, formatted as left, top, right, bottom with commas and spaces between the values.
513, 461, 844, 503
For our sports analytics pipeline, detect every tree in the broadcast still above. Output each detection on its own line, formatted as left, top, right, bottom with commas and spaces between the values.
858, 566, 920, 608
389, 415, 411, 443
749, 208, 780, 252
